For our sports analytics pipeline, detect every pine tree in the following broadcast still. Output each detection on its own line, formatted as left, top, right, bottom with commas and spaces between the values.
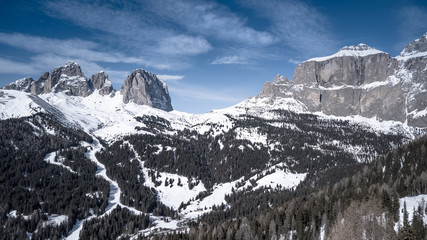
399, 201, 415, 240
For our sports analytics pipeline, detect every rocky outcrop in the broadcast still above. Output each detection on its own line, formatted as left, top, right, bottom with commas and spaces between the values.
294, 44, 397, 86
2, 62, 174, 112
398, 33, 427, 127
258, 34, 427, 127
4, 62, 93, 97
2, 77, 34, 92
90, 71, 113, 96
120, 69, 173, 112
45, 62, 92, 97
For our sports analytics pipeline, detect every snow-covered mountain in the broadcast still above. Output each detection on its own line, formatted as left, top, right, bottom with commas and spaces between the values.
261, 33, 427, 127
3, 62, 172, 111
1, 33, 427, 239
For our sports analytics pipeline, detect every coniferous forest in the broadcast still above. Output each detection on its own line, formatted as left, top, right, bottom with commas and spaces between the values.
0, 111, 426, 239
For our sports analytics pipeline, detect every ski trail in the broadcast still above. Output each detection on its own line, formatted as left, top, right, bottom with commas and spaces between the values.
67, 136, 144, 240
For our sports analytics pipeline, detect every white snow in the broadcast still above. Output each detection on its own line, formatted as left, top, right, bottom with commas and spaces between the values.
7, 210, 18, 218
42, 214, 68, 227
316, 75, 401, 91
142, 168, 207, 210
313, 112, 415, 138
0, 90, 44, 119
253, 170, 307, 190
182, 180, 241, 218
43, 151, 77, 174
409, 108, 427, 119
235, 127, 268, 145
306, 44, 384, 62
320, 225, 325, 240
396, 51, 427, 61
395, 194, 427, 232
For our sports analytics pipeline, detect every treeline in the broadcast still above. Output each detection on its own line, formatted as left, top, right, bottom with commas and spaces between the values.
0, 114, 109, 239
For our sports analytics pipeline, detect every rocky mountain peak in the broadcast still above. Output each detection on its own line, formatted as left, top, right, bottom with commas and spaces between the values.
273, 74, 290, 84
399, 33, 427, 58
90, 71, 113, 96
261, 33, 427, 127
339, 43, 374, 52
61, 61, 85, 77
2, 77, 34, 92
120, 69, 173, 112
34, 62, 92, 96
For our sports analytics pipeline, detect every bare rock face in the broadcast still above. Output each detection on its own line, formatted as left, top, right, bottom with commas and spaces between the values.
294, 43, 413, 123
2, 77, 34, 92
11, 62, 93, 97
2, 62, 175, 112
47, 62, 92, 97
3, 62, 92, 97
90, 71, 113, 96
120, 69, 173, 111
398, 33, 427, 127
294, 45, 397, 86
257, 34, 427, 127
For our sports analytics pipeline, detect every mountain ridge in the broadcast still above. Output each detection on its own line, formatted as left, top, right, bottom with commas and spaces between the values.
2, 62, 173, 112
1, 35, 427, 239
260, 33, 427, 127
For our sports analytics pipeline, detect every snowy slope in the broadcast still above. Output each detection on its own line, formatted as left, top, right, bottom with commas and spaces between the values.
0, 90, 44, 119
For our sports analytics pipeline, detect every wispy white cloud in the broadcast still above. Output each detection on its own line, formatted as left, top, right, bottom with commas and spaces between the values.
238, 0, 337, 57
0, 52, 129, 85
157, 35, 212, 55
157, 75, 184, 82
0, 58, 38, 74
0, 33, 147, 64
145, 0, 276, 46
287, 58, 303, 65
42, 0, 216, 69
211, 55, 248, 65
0, 32, 183, 85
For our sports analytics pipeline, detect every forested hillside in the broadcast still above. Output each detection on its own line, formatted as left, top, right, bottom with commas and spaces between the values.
153, 135, 427, 240
0, 114, 110, 239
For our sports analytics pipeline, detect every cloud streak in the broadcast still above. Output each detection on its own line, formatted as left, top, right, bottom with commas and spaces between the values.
158, 35, 212, 55
0, 33, 146, 64
145, 0, 275, 46
238, 0, 337, 57
157, 75, 184, 82
42, 0, 279, 66
211, 55, 248, 65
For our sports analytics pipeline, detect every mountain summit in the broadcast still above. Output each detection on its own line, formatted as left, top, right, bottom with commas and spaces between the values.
259, 33, 427, 127
2, 62, 173, 112
121, 69, 173, 112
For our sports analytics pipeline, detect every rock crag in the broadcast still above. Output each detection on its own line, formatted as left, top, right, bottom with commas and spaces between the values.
258, 34, 427, 127
120, 69, 173, 112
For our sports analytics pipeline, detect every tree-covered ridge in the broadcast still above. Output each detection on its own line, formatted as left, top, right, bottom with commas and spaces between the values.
0, 108, 419, 239
124, 110, 409, 189
154, 135, 427, 240
80, 205, 150, 240
0, 114, 109, 240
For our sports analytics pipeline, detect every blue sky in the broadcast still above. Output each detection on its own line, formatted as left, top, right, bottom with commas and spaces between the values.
0, 0, 426, 113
